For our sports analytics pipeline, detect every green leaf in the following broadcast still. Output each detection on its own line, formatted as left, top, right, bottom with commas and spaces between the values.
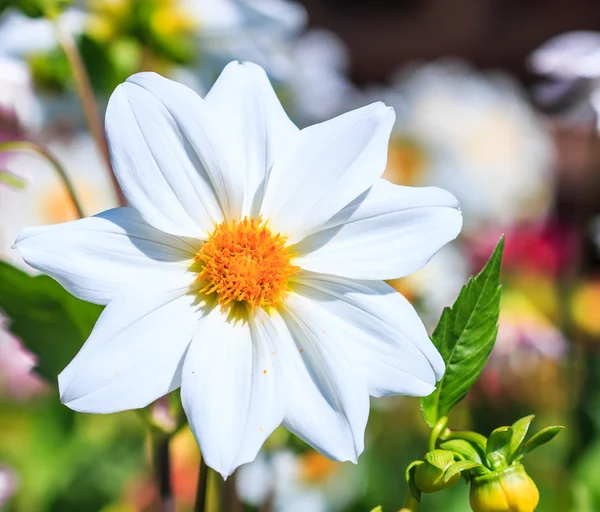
0, 171, 26, 189
442, 460, 489, 482
486, 426, 513, 470
421, 237, 504, 427
513, 426, 565, 461
369, 507, 383, 512
439, 439, 484, 464
405, 460, 423, 502
0, 261, 102, 383
507, 415, 535, 463
424, 449, 455, 470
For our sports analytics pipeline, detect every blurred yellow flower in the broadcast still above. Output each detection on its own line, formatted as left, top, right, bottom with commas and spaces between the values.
298, 450, 339, 485
571, 280, 600, 336
383, 137, 427, 186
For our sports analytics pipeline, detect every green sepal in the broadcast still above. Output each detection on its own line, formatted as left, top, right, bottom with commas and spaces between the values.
439, 439, 484, 464
442, 460, 489, 483
421, 237, 504, 427
428, 416, 448, 452
513, 426, 565, 462
424, 449, 455, 470
405, 460, 423, 502
486, 426, 513, 470
507, 415, 535, 463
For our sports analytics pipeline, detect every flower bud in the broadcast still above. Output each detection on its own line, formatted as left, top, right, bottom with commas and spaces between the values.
469, 464, 539, 512
414, 459, 460, 493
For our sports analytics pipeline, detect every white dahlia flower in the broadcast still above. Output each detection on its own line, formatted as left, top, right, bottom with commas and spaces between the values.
14, 61, 462, 477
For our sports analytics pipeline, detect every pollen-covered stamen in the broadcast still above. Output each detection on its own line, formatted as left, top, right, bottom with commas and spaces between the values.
195, 217, 299, 310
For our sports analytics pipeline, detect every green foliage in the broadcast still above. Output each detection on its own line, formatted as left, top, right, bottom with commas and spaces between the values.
0, 398, 145, 511
3, 0, 72, 18
512, 426, 565, 462
507, 415, 535, 462
28, 49, 72, 94
439, 439, 484, 465
421, 237, 504, 427
424, 449, 455, 470
78, 34, 121, 95
405, 460, 423, 501
443, 460, 488, 482
0, 261, 102, 383
486, 426, 513, 470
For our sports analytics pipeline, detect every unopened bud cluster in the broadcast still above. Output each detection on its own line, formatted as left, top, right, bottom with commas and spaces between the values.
405, 415, 563, 512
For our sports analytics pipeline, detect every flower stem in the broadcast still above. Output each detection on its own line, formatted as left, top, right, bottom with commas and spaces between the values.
194, 454, 209, 512
0, 140, 85, 218
428, 416, 448, 452
439, 429, 488, 452
152, 431, 175, 512
401, 492, 420, 511
222, 471, 243, 512
52, 20, 125, 206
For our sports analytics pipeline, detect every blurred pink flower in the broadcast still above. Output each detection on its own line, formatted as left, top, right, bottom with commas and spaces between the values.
0, 466, 17, 507
0, 316, 46, 400
469, 218, 580, 279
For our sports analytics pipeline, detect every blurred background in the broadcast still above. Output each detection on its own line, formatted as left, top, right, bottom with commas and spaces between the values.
1, 0, 600, 510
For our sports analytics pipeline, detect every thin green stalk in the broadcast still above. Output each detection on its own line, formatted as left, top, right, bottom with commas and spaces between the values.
222, 471, 243, 512
53, 19, 126, 206
428, 416, 448, 452
152, 430, 175, 512
194, 454, 209, 512
401, 492, 420, 511
0, 140, 84, 218
439, 429, 488, 451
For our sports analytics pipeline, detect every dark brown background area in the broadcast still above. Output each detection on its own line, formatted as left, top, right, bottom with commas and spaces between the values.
300, 0, 600, 84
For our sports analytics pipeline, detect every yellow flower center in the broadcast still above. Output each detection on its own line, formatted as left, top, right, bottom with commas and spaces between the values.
195, 217, 299, 311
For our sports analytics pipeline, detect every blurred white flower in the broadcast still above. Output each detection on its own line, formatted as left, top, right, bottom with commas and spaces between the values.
0, 466, 17, 508
0, 8, 90, 131
530, 31, 600, 80
285, 29, 359, 125
0, 57, 40, 136
0, 134, 118, 266
190, 0, 307, 82
376, 60, 555, 231
530, 31, 600, 128
237, 450, 359, 512
0, 9, 85, 57
402, 243, 469, 326
14, 62, 461, 477
187, 0, 356, 125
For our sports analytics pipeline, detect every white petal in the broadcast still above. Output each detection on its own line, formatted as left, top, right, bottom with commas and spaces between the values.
529, 31, 600, 79
260, 102, 395, 242
277, 295, 370, 462
204, 61, 298, 217
59, 275, 201, 413
181, 308, 285, 478
14, 207, 197, 305
106, 72, 238, 236
293, 179, 462, 280
292, 272, 444, 393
